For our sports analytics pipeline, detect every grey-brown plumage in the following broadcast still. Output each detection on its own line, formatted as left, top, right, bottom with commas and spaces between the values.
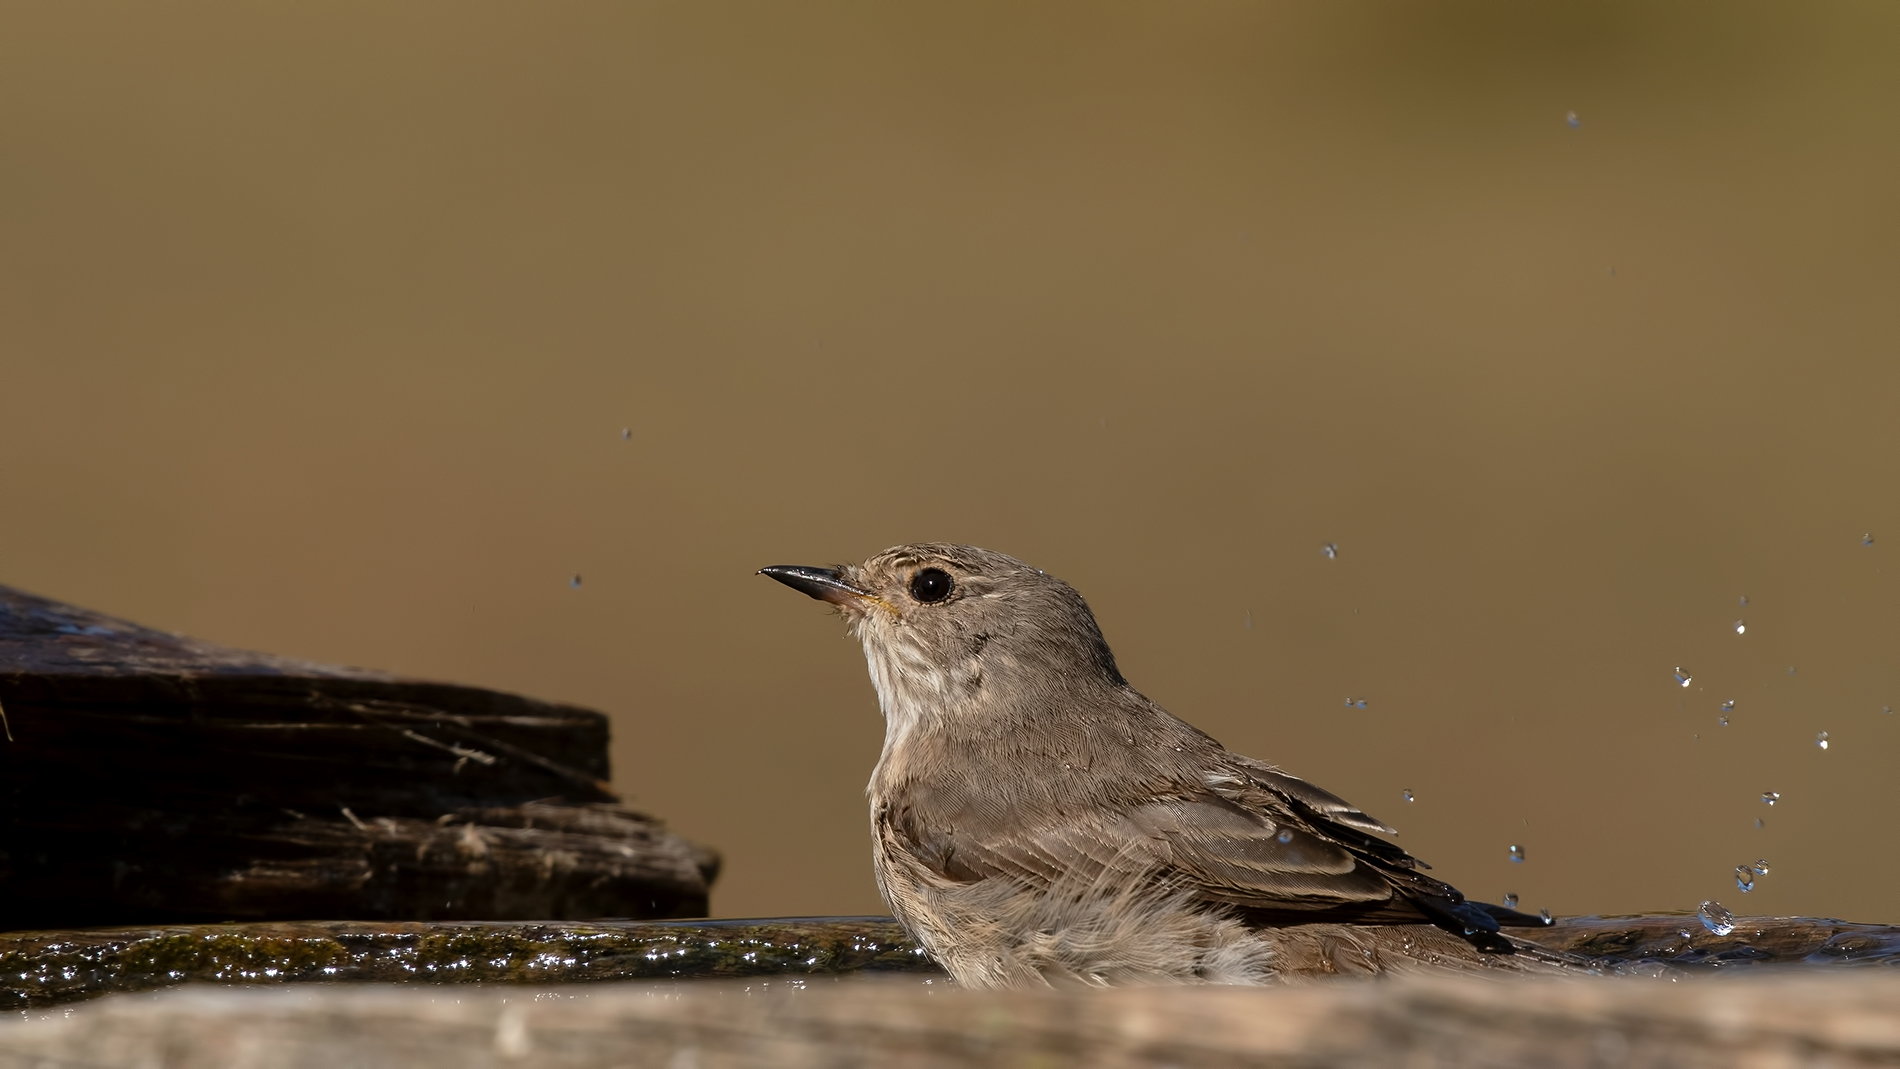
760, 543, 1554, 988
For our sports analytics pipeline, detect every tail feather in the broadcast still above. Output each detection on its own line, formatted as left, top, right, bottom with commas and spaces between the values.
1408, 894, 1552, 953
1477, 901, 1555, 928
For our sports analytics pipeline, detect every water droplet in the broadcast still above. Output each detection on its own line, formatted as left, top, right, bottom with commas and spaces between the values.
1539, 908, 1552, 924
569, 575, 582, 589
1342, 697, 1367, 709
1816, 731, 1829, 750
1718, 716, 1729, 727
1402, 789, 1414, 803
1674, 667, 1692, 687
1321, 543, 1338, 559
1788, 666, 1797, 676
1761, 791, 1779, 806
1734, 620, 1746, 635
619, 428, 631, 440
1502, 892, 1519, 909
1754, 818, 1765, 829
1735, 866, 1755, 893
1752, 859, 1770, 876
1739, 595, 1749, 607
1276, 829, 1294, 844
1566, 111, 1581, 128
1697, 901, 1736, 936
1885, 706, 1894, 716
1509, 844, 1526, 863
1721, 700, 1735, 711
1863, 533, 1875, 546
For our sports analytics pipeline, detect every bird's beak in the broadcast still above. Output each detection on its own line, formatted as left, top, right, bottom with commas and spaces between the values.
758, 565, 873, 607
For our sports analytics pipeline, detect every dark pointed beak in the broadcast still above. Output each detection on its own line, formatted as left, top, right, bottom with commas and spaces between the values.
758, 565, 870, 606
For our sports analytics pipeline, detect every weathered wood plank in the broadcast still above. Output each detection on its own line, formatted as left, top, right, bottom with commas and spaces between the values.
3, 968, 1899, 1068
0, 585, 717, 927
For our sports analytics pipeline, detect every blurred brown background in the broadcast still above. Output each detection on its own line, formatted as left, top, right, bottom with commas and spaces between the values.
4, 2, 1897, 924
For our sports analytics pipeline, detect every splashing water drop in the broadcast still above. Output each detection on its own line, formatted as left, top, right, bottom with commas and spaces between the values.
1675, 667, 1692, 687
1734, 620, 1746, 635
1509, 844, 1525, 864
1755, 818, 1765, 830
1752, 859, 1770, 876
619, 428, 631, 440
1321, 542, 1338, 559
1718, 716, 1729, 726
1697, 901, 1737, 936
569, 575, 582, 589
1816, 731, 1829, 750
1721, 700, 1735, 711
1739, 595, 1749, 607
1276, 829, 1294, 844
1539, 908, 1552, 924
1885, 707, 1894, 716
1761, 791, 1780, 806
1402, 789, 1414, 803
1788, 666, 1797, 676
1342, 697, 1367, 709
1566, 111, 1581, 128
1735, 866, 1756, 893
1864, 533, 1875, 546
1502, 892, 1519, 909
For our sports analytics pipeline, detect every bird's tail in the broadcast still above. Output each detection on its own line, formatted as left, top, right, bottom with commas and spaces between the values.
1410, 895, 1553, 953
1476, 900, 1555, 928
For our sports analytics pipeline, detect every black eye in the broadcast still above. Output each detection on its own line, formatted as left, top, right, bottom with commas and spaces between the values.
909, 567, 954, 603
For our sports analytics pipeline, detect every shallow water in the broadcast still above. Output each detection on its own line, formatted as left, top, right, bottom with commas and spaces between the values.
5, 914, 1896, 1011
1520, 913, 1900, 971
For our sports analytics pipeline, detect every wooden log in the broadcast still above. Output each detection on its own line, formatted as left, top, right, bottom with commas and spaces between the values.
0, 585, 717, 927
1, 968, 1898, 1067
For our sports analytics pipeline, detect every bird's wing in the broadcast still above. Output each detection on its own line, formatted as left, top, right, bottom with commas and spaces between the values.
895, 789, 1412, 913
889, 776, 1502, 930
877, 723, 1490, 926
1223, 755, 1398, 836
1122, 796, 1401, 908
1194, 761, 1521, 933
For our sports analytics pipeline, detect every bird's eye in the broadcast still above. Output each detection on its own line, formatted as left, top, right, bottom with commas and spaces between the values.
908, 568, 954, 604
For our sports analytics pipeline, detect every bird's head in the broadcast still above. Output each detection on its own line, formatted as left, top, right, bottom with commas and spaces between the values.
760, 543, 1125, 738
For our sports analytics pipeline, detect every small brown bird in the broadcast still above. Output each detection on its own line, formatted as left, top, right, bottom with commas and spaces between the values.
762, 543, 1552, 987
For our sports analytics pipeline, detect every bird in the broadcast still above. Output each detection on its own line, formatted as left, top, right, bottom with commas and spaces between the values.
760, 543, 1556, 988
